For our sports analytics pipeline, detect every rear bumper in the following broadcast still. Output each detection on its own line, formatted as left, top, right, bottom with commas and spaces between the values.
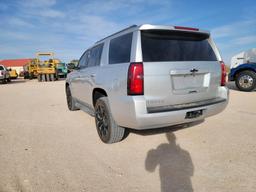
111, 87, 229, 130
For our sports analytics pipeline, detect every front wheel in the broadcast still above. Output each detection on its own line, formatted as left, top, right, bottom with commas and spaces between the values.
66, 85, 79, 111
95, 97, 125, 143
235, 70, 256, 92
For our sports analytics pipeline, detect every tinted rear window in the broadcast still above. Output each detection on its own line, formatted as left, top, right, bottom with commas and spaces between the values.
141, 30, 217, 62
109, 33, 133, 64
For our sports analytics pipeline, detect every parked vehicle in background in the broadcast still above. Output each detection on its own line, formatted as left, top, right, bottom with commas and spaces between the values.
36, 52, 60, 82
23, 59, 38, 79
229, 48, 256, 91
8, 68, 18, 79
19, 71, 24, 77
66, 24, 229, 143
0, 64, 11, 83
56, 63, 68, 78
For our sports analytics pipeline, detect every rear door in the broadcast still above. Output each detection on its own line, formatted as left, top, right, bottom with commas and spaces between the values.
70, 51, 89, 101
77, 43, 104, 106
140, 30, 221, 108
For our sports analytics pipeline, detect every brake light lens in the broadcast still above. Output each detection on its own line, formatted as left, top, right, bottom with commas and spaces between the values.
220, 61, 227, 86
127, 62, 144, 95
174, 26, 199, 31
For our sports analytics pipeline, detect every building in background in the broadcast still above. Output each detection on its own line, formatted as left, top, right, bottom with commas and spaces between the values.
0, 59, 32, 74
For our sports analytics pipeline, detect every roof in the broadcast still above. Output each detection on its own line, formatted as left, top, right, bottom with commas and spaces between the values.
0, 59, 32, 67
95, 24, 209, 45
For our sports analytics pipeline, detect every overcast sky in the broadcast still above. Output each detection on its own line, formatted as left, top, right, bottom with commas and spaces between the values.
0, 0, 255, 64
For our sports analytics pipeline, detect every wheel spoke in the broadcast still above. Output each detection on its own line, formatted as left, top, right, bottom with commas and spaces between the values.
95, 102, 109, 139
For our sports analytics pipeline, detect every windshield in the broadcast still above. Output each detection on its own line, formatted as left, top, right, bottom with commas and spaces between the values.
141, 30, 217, 62
58, 63, 65, 67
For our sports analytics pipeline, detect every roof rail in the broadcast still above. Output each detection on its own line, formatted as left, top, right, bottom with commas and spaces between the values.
95, 25, 137, 44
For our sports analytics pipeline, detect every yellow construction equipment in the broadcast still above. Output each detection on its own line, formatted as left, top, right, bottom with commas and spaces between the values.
23, 59, 39, 79
36, 52, 60, 82
8, 68, 18, 79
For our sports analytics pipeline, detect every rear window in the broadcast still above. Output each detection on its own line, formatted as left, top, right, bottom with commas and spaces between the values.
0, 66, 4, 70
141, 30, 217, 62
109, 33, 133, 64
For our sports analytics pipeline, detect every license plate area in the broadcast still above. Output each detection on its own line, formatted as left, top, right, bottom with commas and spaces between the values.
170, 70, 210, 95
185, 109, 203, 119
171, 74, 205, 90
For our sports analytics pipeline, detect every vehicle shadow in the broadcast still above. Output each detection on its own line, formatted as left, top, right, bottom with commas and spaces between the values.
226, 81, 238, 91
145, 132, 194, 192
126, 120, 204, 137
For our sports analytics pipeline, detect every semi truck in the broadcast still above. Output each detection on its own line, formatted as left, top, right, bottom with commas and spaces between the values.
228, 48, 256, 91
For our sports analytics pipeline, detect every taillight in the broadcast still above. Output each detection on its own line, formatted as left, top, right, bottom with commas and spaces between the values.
174, 26, 199, 31
127, 62, 144, 95
220, 61, 227, 86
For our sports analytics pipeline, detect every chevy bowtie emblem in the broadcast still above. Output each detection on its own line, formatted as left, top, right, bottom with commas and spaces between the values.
190, 68, 198, 76
190, 68, 199, 73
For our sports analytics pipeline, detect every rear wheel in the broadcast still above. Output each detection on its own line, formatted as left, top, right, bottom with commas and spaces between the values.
235, 70, 256, 92
29, 73, 33, 80
95, 97, 125, 143
2, 78, 7, 84
66, 85, 79, 111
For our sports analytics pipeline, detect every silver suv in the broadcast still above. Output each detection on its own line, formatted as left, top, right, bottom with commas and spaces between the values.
66, 24, 229, 143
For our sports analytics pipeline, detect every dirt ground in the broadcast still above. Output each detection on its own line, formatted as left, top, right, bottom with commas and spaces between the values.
0, 79, 255, 192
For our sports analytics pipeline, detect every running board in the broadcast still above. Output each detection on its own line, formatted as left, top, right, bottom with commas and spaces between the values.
75, 102, 95, 117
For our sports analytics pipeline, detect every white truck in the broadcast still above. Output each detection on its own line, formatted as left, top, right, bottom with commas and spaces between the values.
0, 64, 11, 84
229, 48, 256, 91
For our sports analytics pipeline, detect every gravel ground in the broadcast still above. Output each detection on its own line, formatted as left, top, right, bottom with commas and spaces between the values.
0, 79, 255, 192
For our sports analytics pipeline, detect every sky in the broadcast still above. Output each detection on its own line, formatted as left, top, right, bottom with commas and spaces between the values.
0, 0, 256, 64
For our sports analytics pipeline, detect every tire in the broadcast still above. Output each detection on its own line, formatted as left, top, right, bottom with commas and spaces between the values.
3, 76, 7, 84
42, 74, 46, 82
94, 97, 125, 143
66, 85, 79, 111
37, 75, 41, 82
29, 73, 33, 80
50, 74, 54, 81
1, 79, 7, 84
46, 74, 50, 81
235, 70, 256, 92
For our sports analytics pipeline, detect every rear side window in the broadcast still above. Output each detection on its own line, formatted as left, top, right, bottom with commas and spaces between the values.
141, 30, 217, 62
88, 43, 104, 67
109, 33, 133, 64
